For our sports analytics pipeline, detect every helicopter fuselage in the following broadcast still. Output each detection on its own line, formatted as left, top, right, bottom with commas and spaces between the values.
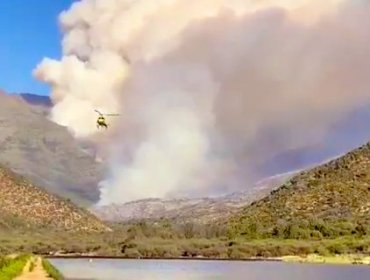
97, 116, 108, 129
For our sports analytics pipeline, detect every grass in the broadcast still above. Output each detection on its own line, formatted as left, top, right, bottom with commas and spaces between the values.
42, 258, 64, 280
0, 254, 29, 280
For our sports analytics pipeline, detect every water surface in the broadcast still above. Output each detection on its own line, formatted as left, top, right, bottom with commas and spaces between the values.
49, 258, 370, 280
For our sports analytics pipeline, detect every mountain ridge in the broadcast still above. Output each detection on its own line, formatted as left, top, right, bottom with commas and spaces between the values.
228, 140, 370, 238
91, 171, 296, 223
0, 163, 110, 232
0, 91, 104, 206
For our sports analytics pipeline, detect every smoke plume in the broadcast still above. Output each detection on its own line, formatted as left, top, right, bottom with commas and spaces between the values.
34, 0, 370, 205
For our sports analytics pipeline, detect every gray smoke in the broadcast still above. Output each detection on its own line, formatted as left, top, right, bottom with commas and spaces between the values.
33, 0, 370, 204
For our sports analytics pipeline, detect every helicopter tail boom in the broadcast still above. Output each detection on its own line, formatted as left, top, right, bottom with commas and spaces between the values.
94, 109, 120, 116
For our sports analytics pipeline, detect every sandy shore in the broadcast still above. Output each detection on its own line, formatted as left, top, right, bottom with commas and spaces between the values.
280, 254, 370, 265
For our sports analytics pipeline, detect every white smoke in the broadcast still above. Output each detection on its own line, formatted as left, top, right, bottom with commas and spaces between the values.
34, 0, 370, 205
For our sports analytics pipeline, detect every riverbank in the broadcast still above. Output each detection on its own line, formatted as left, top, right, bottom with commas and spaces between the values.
45, 255, 282, 262
44, 254, 370, 266
281, 254, 370, 265
38, 236, 370, 261
2, 230, 370, 265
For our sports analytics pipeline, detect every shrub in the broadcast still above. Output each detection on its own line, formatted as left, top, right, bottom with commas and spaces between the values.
42, 258, 64, 280
123, 248, 141, 258
327, 242, 347, 255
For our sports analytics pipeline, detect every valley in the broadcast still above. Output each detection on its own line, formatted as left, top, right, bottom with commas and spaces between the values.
0, 92, 369, 267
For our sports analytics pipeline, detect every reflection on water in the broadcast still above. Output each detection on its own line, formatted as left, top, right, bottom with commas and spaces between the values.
49, 258, 370, 280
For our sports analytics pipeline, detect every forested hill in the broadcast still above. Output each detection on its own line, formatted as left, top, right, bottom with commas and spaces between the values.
228, 141, 370, 239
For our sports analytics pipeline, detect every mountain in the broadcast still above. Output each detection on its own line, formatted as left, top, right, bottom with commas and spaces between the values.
16, 93, 51, 117
0, 164, 110, 232
18, 93, 52, 107
91, 171, 296, 223
0, 91, 104, 206
228, 141, 370, 238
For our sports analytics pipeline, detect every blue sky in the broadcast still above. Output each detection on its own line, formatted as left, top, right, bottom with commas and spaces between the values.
0, 0, 75, 96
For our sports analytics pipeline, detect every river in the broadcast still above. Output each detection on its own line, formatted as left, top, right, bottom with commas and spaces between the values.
49, 258, 370, 280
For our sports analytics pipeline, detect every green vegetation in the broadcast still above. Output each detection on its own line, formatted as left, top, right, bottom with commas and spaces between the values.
0, 254, 29, 280
42, 258, 64, 280
228, 142, 370, 240
0, 221, 369, 260
114, 236, 370, 259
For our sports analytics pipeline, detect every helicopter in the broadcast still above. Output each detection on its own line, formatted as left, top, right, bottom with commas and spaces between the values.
94, 109, 120, 129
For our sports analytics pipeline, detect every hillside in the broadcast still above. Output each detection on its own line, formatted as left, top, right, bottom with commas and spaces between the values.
0, 91, 104, 206
0, 164, 110, 232
18, 93, 52, 108
18, 93, 52, 116
228, 141, 370, 239
91, 171, 295, 223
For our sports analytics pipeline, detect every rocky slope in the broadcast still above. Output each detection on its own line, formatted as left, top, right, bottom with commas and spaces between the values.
91, 171, 296, 223
0, 165, 110, 232
228, 141, 370, 238
19, 92, 52, 107
0, 91, 104, 206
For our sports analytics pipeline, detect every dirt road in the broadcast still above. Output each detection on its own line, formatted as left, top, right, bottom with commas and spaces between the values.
14, 256, 52, 280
